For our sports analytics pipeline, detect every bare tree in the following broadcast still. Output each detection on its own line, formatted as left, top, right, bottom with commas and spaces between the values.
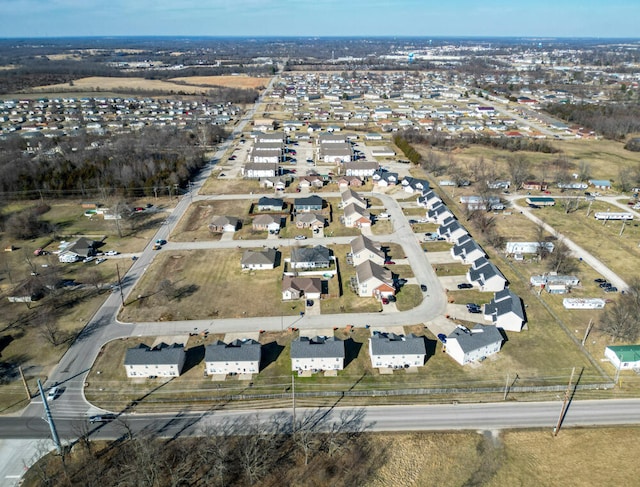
599, 280, 640, 342
577, 161, 591, 181
158, 279, 177, 301
507, 154, 531, 189
546, 239, 578, 274
535, 223, 551, 261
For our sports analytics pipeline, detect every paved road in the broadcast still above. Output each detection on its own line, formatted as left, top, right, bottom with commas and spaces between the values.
4, 399, 640, 440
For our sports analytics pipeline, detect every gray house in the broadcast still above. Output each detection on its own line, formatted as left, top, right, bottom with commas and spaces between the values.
124, 343, 186, 378
205, 339, 262, 375
290, 245, 332, 269
368, 332, 427, 369
293, 195, 324, 213
291, 336, 345, 373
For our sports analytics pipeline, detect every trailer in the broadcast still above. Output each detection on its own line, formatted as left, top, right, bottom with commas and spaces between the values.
594, 212, 633, 221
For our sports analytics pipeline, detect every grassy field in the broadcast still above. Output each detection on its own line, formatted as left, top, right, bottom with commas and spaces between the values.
171, 200, 249, 242
29, 75, 270, 95
200, 176, 262, 195
118, 249, 304, 321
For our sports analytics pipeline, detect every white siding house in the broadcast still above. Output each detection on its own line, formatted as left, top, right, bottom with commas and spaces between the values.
205, 339, 262, 375
124, 343, 186, 378
445, 325, 503, 366
291, 336, 345, 373
368, 332, 427, 369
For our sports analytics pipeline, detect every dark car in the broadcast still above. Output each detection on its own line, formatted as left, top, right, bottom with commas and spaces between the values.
466, 303, 480, 309
306, 299, 314, 307
388, 295, 396, 303
594, 278, 607, 283
89, 414, 117, 424
599, 282, 612, 288
457, 283, 473, 289
420, 284, 428, 292
605, 287, 618, 293
437, 334, 447, 344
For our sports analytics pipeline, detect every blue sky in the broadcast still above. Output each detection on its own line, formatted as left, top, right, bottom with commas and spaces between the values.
0, 0, 638, 38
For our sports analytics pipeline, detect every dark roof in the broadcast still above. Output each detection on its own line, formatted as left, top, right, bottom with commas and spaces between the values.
447, 325, 503, 353
205, 339, 262, 363
484, 289, 525, 320
291, 245, 331, 265
124, 343, 185, 366
468, 260, 505, 284
257, 196, 283, 208
369, 332, 426, 356
294, 195, 323, 207
291, 336, 345, 359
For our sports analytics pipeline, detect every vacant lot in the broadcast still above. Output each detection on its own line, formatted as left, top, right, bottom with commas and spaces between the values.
170, 75, 269, 90
171, 200, 249, 242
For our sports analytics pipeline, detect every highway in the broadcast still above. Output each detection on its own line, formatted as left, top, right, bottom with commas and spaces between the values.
4, 399, 640, 440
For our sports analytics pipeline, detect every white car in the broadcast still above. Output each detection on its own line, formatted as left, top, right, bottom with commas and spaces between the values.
83, 256, 95, 263
95, 258, 106, 265
294, 235, 306, 240
46, 386, 60, 401
104, 250, 119, 256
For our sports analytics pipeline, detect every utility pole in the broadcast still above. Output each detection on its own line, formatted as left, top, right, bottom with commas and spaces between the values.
37, 379, 62, 454
619, 220, 626, 237
18, 365, 31, 399
503, 373, 510, 401
116, 263, 125, 307
554, 367, 576, 437
292, 374, 296, 432
581, 319, 593, 347
586, 199, 593, 217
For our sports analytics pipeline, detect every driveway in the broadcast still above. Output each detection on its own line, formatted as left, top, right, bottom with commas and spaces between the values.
425, 251, 457, 264
439, 275, 469, 290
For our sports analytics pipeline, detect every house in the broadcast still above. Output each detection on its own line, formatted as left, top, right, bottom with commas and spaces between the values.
604, 345, 640, 370
7, 279, 45, 303
445, 325, 503, 366
401, 177, 429, 194
426, 202, 455, 225
298, 175, 324, 189
438, 216, 468, 243
252, 214, 282, 233
124, 343, 186, 378
530, 274, 580, 294
505, 242, 555, 255
260, 177, 287, 191
372, 169, 399, 187
317, 133, 348, 145
589, 179, 612, 190
525, 196, 555, 206
291, 336, 345, 373
209, 216, 241, 233
340, 188, 367, 209
293, 195, 323, 213
368, 332, 427, 369
371, 146, 396, 157
62, 237, 97, 261
343, 160, 379, 178
319, 143, 352, 163
355, 260, 395, 298
257, 197, 284, 212
417, 189, 441, 209
342, 203, 371, 228
290, 245, 332, 269
337, 175, 363, 188
205, 339, 262, 375
459, 195, 503, 211
295, 213, 326, 230
350, 235, 385, 266
563, 298, 606, 309
483, 289, 526, 332
282, 276, 322, 300
243, 163, 279, 179
522, 181, 548, 192
241, 248, 278, 270
451, 235, 486, 264
467, 256, 507, 292
249, 147, 281, 164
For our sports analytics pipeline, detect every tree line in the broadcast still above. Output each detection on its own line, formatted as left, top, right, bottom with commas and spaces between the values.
0, 124, 227, 199
545, 102, 640, 141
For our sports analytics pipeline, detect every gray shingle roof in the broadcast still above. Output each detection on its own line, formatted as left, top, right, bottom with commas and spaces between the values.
447, 325, 503, 353
205, 339, 262, 363
291, 245, 331, 266
294, 195, 323, 208
241, 248, 277, 266
124, 343, 185, 366
291, 336, 345, 359
369, 332, 426, 356
484, 289, 525, 320
350, 235, 384, 258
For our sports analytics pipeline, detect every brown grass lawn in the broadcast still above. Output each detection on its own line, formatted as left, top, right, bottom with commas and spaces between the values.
118, 249, 303, 321
395, 284, 423, 311
171, 201, 249, 242
199, 177, 262, 195
371, 219, 393, 235
535, 201, 640, 283
30, 75, 270, 95
433, 262, 470, 277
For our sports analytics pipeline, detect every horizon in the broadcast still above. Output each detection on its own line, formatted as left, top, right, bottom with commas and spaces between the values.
1, 0, 639, 38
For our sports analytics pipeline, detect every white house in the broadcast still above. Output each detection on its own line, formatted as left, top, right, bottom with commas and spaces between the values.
124, 343, 186, 378
417, 189, 441, 209
467, 257, 507, 292
291, 336, 345, 373
368, 332, 427, 369
426, 202, 455, 225
290, 246, 332, 269
340, 188, 367, 209
604, 345, 640, 370
243, 163, 279, 179
445, 325, 503, 366
563, 298, 606, 309
483, 289, 526, 332
241, 248, 278, 270
355, 260, 395, 298
350, 235, 385, 266
282, 276, 322, 301
451, 235, 486, 264
205, 339, 262, 375
438, 216, 468, 242
505, 242, 555, 255
342, 203, 371, 228
343, 161, 379, 178
252, 214, 282, 233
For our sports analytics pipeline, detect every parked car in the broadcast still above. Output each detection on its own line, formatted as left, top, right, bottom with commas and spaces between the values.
420, 284, 428, 292
381, 297, 389, 305
457, 283, 473, 289
437, 334, 447, 344
294, 235, 306, 240
388, 295, 396, 303
95, 258, 106, 265
594, 278, 607, 283
89, 414, 117, 424
605, 287, 618, 293
599, 282, 611, 288
384, 260, 396, 265
105, 250, 119, 256
306, 299, 314, 307
156, 239, 166, 245
83, 256, 95, 263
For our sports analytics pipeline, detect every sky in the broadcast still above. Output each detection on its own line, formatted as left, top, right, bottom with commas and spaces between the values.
0, 0, 639, 38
